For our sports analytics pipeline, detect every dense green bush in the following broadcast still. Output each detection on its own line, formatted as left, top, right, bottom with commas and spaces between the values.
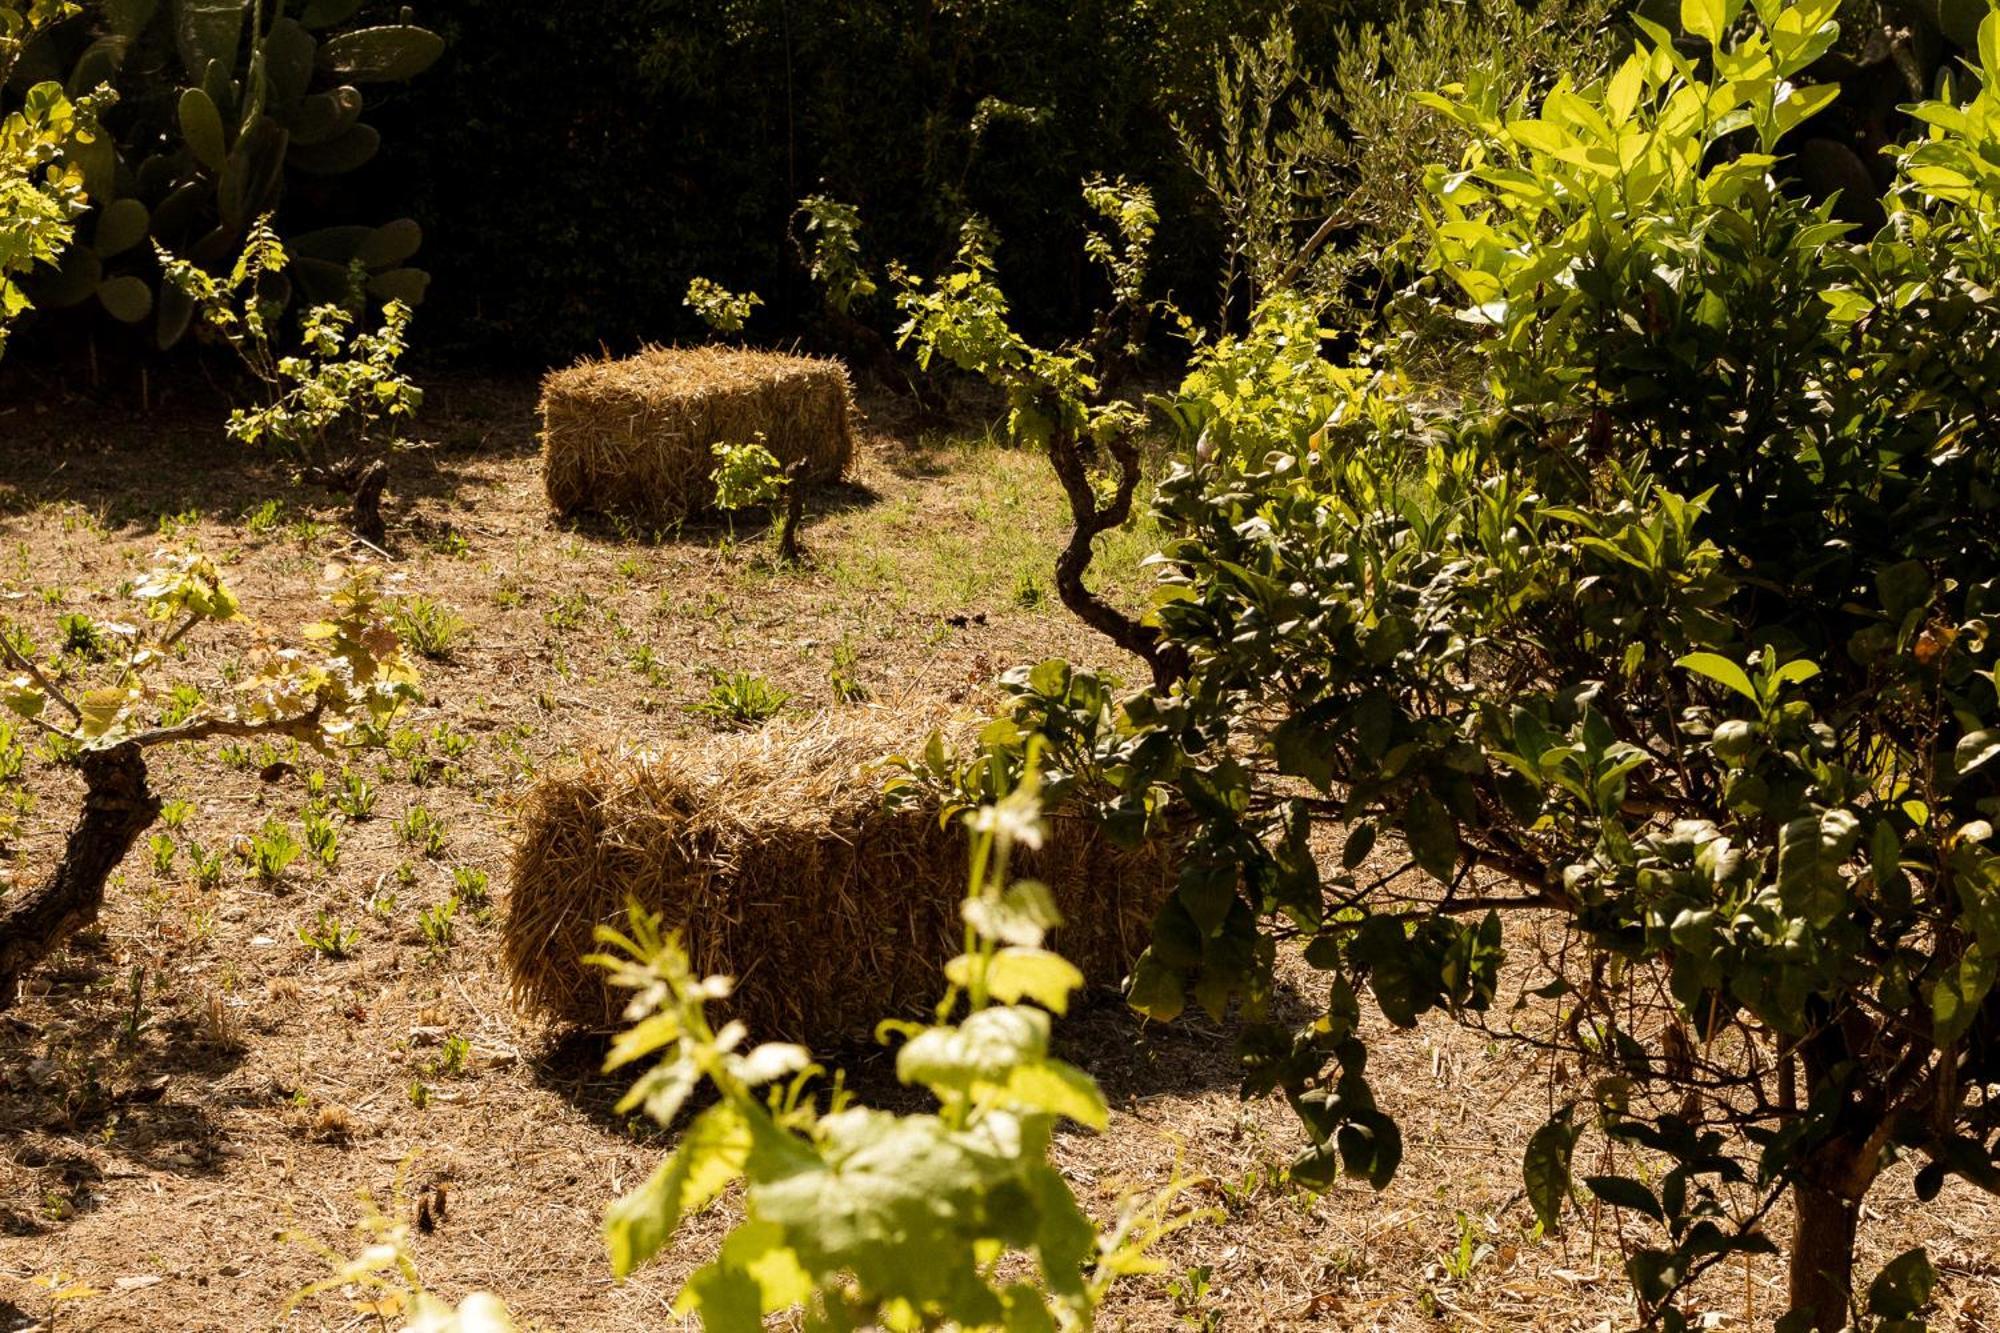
911, 0, 2000, 1327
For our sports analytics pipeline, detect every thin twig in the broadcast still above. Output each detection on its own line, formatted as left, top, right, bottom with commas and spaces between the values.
0, 627, 79, 721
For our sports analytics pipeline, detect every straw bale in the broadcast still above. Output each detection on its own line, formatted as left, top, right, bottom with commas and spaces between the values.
540, 344, 854, 525
504, 710, 1173, 1041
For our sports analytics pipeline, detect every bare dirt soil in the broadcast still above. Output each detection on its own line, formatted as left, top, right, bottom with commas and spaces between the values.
0, 380, 1994, 1331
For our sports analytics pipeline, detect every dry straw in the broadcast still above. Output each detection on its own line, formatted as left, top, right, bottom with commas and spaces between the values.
504, 710, 1173, 1042
539, 344, 855, 525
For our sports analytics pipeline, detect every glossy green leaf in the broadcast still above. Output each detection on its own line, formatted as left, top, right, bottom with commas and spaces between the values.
1676, 652, 1758, 705
1523, 1109, 1577, 1232
1866, 1246, 1937, 1319
1956, 730, 2000, 777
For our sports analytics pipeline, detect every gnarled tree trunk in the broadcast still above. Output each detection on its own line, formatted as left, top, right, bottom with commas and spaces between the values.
1786, 1028, 1885, 1331
0, 743, 159, 1005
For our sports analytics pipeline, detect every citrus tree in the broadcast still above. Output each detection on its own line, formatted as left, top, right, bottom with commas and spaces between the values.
923, 1, 2000, 1327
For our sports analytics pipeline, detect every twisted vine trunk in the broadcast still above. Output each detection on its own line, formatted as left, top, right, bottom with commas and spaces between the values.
1046, 424, 1186, 691
776, 458, 809, 566
304, 456, 389, 546
0, 743, 159, 1005
347, 459, 390, 546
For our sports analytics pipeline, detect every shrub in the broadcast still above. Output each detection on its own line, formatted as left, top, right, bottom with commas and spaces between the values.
708, 436, 785, 514
391, 594, 469, 662
159, 220, 422, 542
684, 275, 760, 335
957, 2, 2000, 1327
894, 181, 1181, 686
690, 668, 790, 728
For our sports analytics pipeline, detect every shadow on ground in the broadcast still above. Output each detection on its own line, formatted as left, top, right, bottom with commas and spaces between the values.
524, 976, 1304, 1139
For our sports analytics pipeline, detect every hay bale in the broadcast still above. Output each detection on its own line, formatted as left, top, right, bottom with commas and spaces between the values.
539, 345, 855, 526
503, 711, 1172, 1041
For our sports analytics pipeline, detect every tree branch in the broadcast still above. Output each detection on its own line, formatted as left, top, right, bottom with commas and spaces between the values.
0, 629, 79, 722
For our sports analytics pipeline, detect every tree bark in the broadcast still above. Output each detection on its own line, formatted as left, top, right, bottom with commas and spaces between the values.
1789, 1177, 1860, 1332
776, 459, 808, 566
1045, 423, 1186, 691
1786, 1024, 1883, 1331
347, 458, 390, 547
0, 743, 159, 1005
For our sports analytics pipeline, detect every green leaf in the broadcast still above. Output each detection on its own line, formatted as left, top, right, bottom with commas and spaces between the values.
3, 679, 46, 721
605, 1102, 750, 1278
1866, 1246, 1937, 1319
1676, 652, 1759, 706
1766, 659, 1820, 692
359, 217, 423, 268
1402, 789, 1458, 884
1125, 951, 1185, 1022
97, 276, 153, 324
1956, 731, 2000, 778
77, 686, 132, 739
675, 1221, 812, 1327
93, 198, 151, 257
897, 1006, 1049, 1093
1585, 1174, 1663, 1221
1776, 809, 1860, 928
1876, 560, 1932, 623
947, 947, 1086, 1015
1869, 819, 1903, 888
1680, 0, 1726, 44
751, 1108, 1010, 1315
1352, 915, 1429, 1028
1341, 820, 1376, 870
1002, 1060, 1109, 1130
1523, 1109, 1578, 1232
1931, 946, 1996, 1049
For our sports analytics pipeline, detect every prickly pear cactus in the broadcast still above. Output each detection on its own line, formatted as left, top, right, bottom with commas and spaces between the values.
8, 0, 440, 348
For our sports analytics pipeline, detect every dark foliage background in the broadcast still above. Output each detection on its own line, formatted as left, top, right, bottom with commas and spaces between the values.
367, 0, 1364, 366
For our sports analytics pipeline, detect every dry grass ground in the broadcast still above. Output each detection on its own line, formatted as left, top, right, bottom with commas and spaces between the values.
0, 378, 1994, 1331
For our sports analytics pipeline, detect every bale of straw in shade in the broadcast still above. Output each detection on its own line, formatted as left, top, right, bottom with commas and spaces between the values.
503, 711, 1174, 1042
539, 344, 855, 526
